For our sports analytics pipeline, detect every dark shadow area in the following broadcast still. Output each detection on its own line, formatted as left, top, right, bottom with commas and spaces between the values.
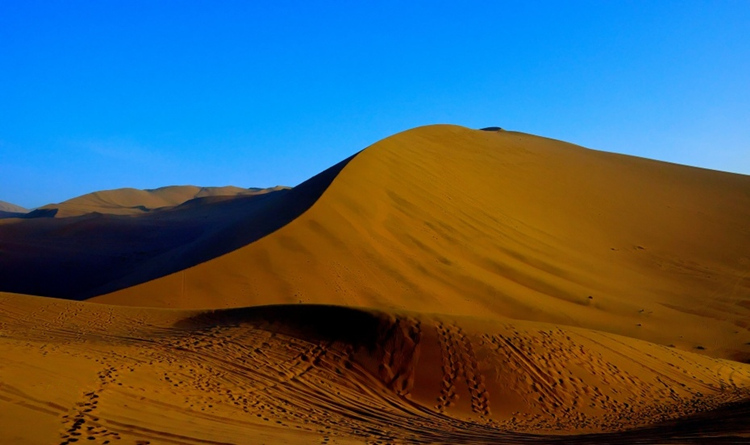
21, 208, 58, 218
0, 155, 356, 299
547, 399, 750, 444
174, 304, 383, 349
480, 126, 503, 131
0, 210, 33, 219
171, 303, 750, 444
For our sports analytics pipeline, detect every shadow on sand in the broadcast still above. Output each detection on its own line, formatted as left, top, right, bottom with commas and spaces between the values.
0, 155, 355, 299
170, 303, 750, 444
549, 399, 750, 444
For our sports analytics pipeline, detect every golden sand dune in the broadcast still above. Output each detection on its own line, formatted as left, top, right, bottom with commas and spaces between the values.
2, 125, 750, 443
2, 293, 750, 444
33, 185, 289, 218
94, 125, 750, 362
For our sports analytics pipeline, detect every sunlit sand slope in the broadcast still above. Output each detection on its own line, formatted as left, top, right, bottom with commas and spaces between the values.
96, 125, 750, 361
2, 292, 749, 444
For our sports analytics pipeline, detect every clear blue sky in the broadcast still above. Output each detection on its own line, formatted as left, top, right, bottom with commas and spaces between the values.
1, 1, 748, 209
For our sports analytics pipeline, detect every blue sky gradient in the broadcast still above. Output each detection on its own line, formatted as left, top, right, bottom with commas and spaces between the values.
1, 1, 749, 208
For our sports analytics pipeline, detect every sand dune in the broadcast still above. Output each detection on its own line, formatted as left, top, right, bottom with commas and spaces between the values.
91, 125, 750, 362
0, 200, 28, 218
2, 124, 750, 443
0, 161, 350, 299
0, 200, 28, 213
2, 292, 750, 444
31, 185, 289, 218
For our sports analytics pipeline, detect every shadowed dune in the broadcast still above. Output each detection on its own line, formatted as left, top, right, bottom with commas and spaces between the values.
2, 293, 750, 444
0, 158, 352, 299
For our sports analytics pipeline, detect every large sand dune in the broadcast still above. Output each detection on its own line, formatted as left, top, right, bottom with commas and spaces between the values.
2, 124, 750, 443
93, 125, 750, 361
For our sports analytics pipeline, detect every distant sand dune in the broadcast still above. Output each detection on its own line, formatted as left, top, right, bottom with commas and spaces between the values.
0, 158, 350, 299
0, 199, 28, 218
34, 185, 289, 218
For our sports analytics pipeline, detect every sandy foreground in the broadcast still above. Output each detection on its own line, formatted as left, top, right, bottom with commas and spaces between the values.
3, 293, 750, 444
1, 125, 750, 443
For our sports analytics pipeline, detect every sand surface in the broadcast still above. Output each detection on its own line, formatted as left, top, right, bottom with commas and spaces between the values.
3, 293, 750, 444
2, 125, 750, 443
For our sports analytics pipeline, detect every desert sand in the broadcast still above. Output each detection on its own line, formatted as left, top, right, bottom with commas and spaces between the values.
1, 125, 750, 444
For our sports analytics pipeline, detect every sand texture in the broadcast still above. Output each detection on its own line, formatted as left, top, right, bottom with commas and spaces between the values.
3, 293, 750, 444
2, 125, 750, 443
